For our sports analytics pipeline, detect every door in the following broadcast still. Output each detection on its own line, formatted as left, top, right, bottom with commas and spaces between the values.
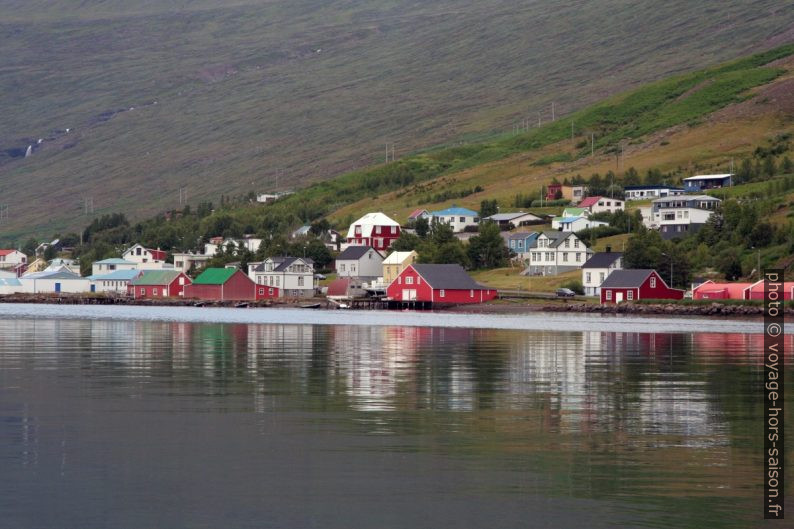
615, 292, 623, 303
55, 282, 61, 293
403, 289, 416, 301
90, 284, 96, 293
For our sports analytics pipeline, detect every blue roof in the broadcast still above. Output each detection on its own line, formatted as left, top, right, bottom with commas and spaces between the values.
88, 269, 141, 281
559, 216, 583, 223
95, 258, 135, 265
432, 207, 478, 217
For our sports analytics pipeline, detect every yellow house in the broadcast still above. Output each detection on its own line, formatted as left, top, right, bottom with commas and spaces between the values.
382, 251, 418, 285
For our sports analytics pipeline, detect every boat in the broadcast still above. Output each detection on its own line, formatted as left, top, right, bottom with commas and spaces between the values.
299, 303, 322, 309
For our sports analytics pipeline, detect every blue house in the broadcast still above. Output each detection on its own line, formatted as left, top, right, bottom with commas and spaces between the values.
682, 174, 732, 192
506, 232, 539, 258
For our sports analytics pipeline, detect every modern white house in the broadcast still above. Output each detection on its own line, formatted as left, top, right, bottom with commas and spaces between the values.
577, 196, 625, 215
682, 174, 732, 192
525, 232, 593, 276
647, 195, 721, 239
88, 269, 141, 293
431, 206, 480, 233
335, 246, 383, 282
250, 256, 315, 298
623, 185, 685, 201
172, 252, 211, 274
91, 258, 138, 276
581, 252, 623, 296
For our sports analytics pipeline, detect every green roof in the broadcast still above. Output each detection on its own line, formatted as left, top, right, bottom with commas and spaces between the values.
130, 270, 182, 286
192, 267, 237, 285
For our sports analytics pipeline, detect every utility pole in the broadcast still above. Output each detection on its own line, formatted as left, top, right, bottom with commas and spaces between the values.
0, 204, 8, 224
83, 197, 94, 215
552, 102, 556, 121
591, 133, 594, 157
538, 111, 541, 128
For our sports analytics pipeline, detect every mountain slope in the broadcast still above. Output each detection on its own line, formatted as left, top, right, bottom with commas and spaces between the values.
1, 0, 793, 240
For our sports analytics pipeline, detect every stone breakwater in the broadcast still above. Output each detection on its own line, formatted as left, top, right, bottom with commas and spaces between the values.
541, 302, 782, 316
0, 293, 327, 309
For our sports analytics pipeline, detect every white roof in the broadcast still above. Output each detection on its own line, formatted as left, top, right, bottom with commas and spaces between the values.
383, 251, 415, 264
683, 174, 732, 181
347, 212, 400, 239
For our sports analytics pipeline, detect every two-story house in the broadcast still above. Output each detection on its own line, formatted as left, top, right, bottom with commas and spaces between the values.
382, 251, 418, 285
506, 232, 539, 260
250, 256, 315, 298
91, 258, 138, 276
0, 249, 28, 276
578, 196, 625, 214
345, 212, 401, 252
122, 244, 171, 269
623, 185, 685, 201
335, 246, 383, 282
525, 231, 593, 276
647, 195, 721, 239
581, 251, 623, 296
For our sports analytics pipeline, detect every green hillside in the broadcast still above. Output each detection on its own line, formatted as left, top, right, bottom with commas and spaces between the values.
1, 0, 793, 240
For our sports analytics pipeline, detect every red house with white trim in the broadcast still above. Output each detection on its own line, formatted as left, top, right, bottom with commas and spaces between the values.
345, 212, 401, 252
127, 270, 191, 299
600, 269, 684, 304
183, 268, 278, 301
386, 264, 497, 305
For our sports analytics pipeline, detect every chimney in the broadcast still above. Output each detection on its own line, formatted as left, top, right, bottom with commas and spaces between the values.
605, 245, 612, 252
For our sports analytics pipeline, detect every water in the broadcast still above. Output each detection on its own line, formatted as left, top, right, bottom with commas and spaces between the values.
0, 305, 790, 528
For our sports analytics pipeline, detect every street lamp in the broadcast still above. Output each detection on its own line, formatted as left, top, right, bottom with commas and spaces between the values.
661, 251, 673, 288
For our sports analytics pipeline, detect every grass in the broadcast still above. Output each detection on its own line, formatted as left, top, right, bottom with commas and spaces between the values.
1, 1, 793, 241
470, 268, 581, 292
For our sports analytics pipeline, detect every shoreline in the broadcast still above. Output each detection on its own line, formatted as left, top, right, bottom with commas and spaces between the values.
0, 292, 786, 318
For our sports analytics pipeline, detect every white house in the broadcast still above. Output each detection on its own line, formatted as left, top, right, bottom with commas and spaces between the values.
0, 249, 27, 275
204, 237, 263, 256
558, 217, 609, 232
647, 195, 721, 239
431, 206, 480, 233
172, 252, 211, 274
581, 252, 623, 296
250, 256, 315, 298
122, 244, 169, 268
91, 258, 138, 276
335, 246, 383, 282
525, 232, 592, 276
483, 211, 543, 228
88, 269, 141, 294
19, 267, 91, 293
623, 185, 685, 201
577, 196, 625, 215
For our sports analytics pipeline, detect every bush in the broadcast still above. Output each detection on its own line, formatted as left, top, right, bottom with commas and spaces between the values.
561, 279, 585, 295
530, 198, 570, 207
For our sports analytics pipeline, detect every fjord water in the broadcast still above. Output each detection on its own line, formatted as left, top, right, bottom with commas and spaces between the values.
0, 309, 790, 528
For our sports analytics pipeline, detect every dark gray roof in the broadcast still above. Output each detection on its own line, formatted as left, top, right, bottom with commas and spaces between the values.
541, 231, 573, 248
582, 252, 622, 269
412, 264, 487, 290
507, 231, 538, 241
253, 256, 313, 272
599, 269, 654, 288
337, 246, 379, 260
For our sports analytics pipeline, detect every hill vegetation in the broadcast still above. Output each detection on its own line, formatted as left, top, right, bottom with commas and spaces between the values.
1, 0, 793, 240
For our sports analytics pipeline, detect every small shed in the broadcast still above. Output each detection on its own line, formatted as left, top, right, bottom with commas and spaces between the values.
600, 269, 684, 304
128, 270, 191, 299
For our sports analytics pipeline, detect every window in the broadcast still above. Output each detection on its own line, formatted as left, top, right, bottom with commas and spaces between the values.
136, 248, 142, 255
586, 272, 591, 283
259, 288, 264, 295
417, 276, 421, 284
298, 277, 304, 286
269, 288, 274, 295
459, 217, 465, 223
563, 253, 568, 262
564, 239, 570, 248
152, 288, 158, 296
179, 277, 185, 285
351, 264, 356, 272
576, 253, 582, 262
398, 276, 402, 284
606, 290, 612, 300
391, 226, 397, 234
599, 272, 605, 283
406, 276, 414, 285
470, 289, 474, 298
375, 226, 381, 234
650, 277, 656, 288
627, 290, 634, 301
440, 289, 445, 298
574, 239, 579, 248
340, 264, 346, 272
140, 288, 145, 295
276, 277, 280, 287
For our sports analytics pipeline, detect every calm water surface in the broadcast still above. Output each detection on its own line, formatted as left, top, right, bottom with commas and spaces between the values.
0, 305, 791, 528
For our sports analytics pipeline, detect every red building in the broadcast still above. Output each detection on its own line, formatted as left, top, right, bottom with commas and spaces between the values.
692, 281, 755, 300
386, 264, 497, 305
746, 280, 794, 301
600, 269, 684, 304
546, 183, 562, 201
345, 212, 401, 252
128, 270, 191, 298
183, 268, 278, 301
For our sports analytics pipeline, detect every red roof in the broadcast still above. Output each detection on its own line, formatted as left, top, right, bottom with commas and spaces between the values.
0, 249, 17, 256
578, 196, 602, 208
747, 280, 794, 293
408, 209, 428, 219
327, 278, 352, 297
693, 281, 754, 299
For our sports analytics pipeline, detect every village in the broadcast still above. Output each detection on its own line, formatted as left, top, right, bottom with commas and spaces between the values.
0, 173, 787, 309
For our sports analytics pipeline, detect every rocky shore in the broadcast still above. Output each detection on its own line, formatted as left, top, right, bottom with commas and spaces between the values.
0, 293, 331, 309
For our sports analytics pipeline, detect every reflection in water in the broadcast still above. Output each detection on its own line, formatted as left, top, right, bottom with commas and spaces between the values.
0, 318, 791, 529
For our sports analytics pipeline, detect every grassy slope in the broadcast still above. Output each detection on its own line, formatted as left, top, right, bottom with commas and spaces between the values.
1, 1, 793, 240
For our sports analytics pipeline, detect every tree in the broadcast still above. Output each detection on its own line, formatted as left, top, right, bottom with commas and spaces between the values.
21, 238, 38, 257
479, 199, 498, 218
763, 156, 777, 177
781, 156, 793, 175
303, 239, 333, 269
717, 249, 743, 281
467, 222, 509, 269
415, 217, 429, 238
623, 229, 664, 269
390, 231, 421, 251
